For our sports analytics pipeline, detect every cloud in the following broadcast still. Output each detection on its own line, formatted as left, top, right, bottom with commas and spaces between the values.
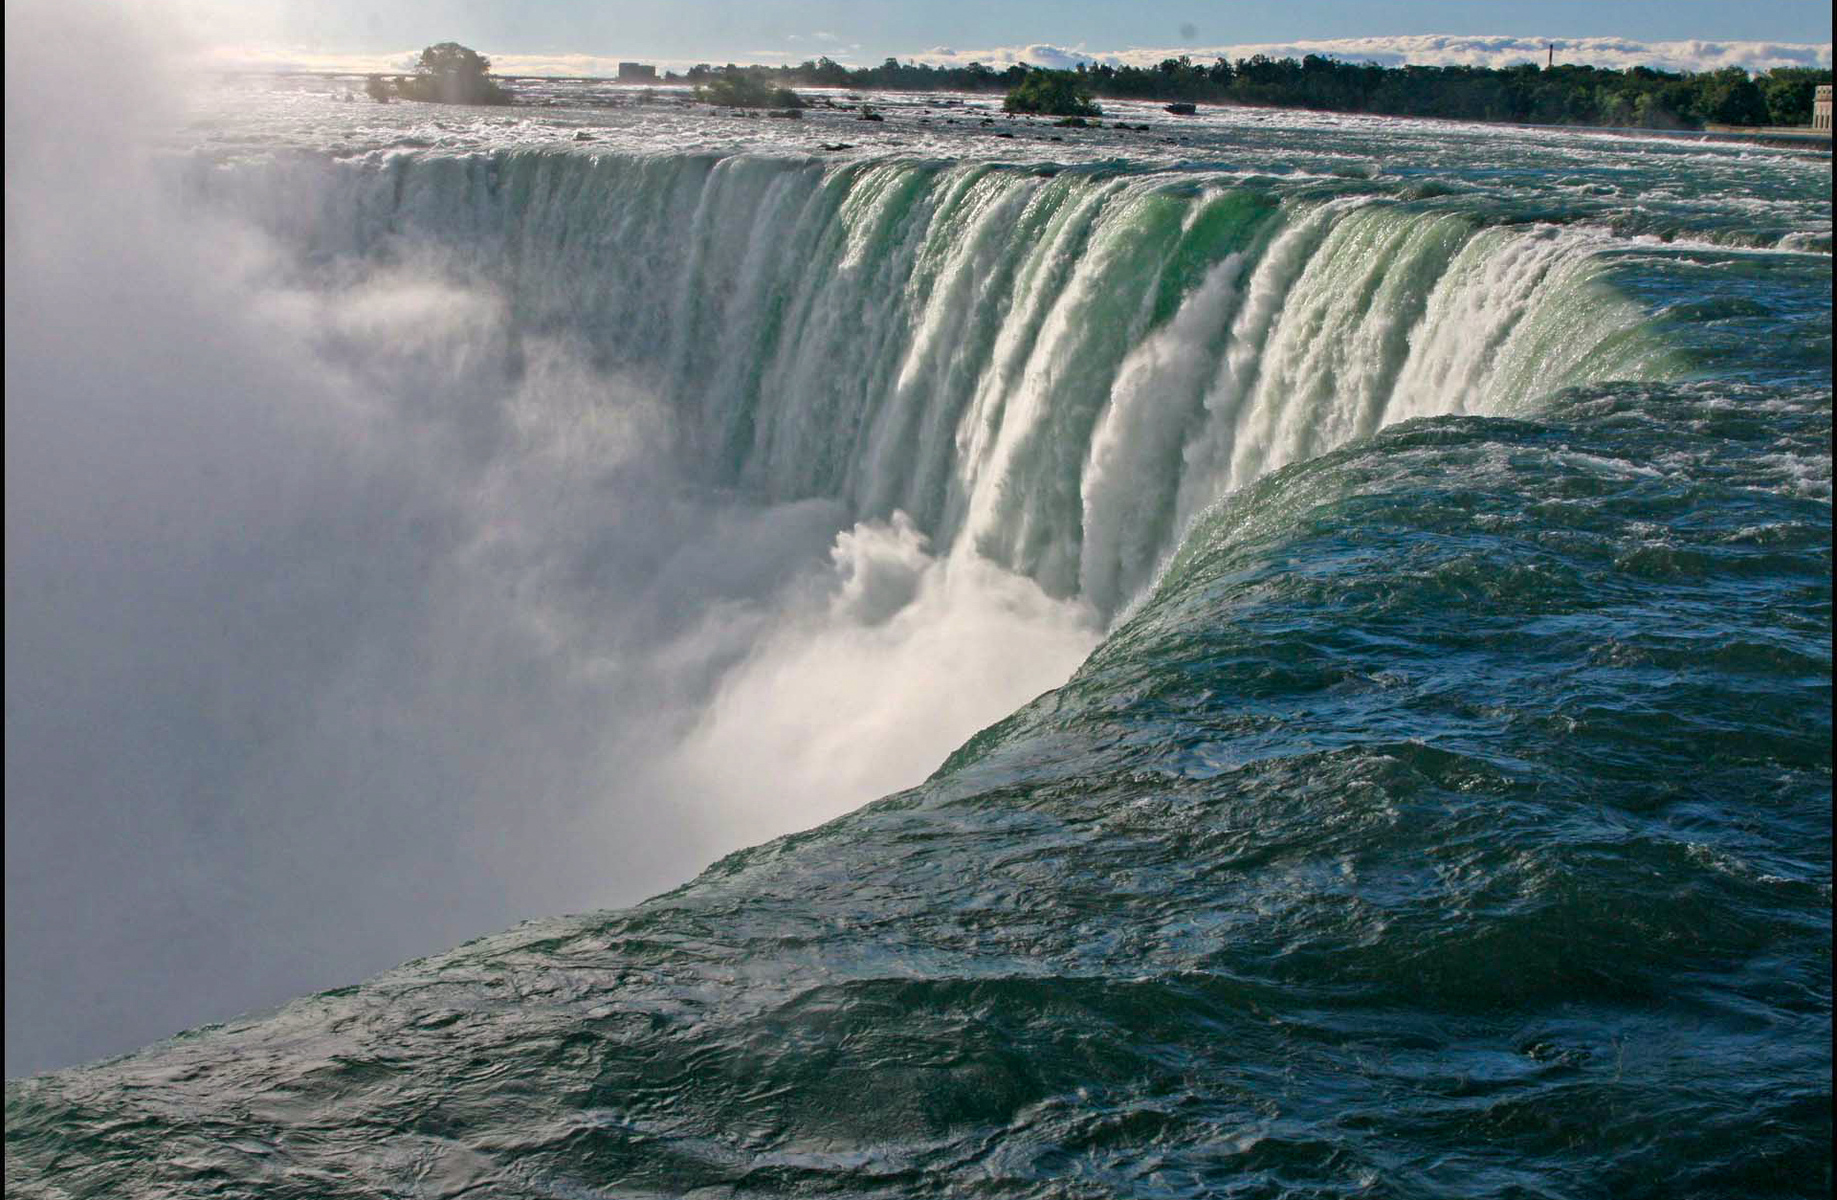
189, 33, 1829, 80
187, 44, 421, 74
7, 2, 1101, 1077
665, 516, 1094, 853
909, 42, 1101, 72
908, 34, 1833, 75
188, 46, 817, 77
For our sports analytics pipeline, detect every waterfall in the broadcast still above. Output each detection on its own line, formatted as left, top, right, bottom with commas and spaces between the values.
197, 149, 1672, 618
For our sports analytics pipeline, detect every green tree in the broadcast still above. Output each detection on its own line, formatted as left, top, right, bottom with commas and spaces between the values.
610, 47, 1823, 132
694, 69, 803, 108
1594, 85, 1634, 127
797, 56, 851, 88
1002, 69, 1102, 117
1634, 92, 1681, 129
399, 42, 512, 106
1757, 67, 1831, 125
1696, 67, 1768, 125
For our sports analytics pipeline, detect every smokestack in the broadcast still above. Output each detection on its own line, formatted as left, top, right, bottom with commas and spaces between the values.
1548, 43, 1554, 70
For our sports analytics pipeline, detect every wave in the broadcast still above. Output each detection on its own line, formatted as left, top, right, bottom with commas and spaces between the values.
9, 375, 1828, 1196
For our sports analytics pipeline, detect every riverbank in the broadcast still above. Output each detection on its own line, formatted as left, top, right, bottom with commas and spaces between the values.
1700, 122, 1833, 150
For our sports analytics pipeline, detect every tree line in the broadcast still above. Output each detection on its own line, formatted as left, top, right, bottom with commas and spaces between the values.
674, 55, 1831, 130
367, 43, 511, 106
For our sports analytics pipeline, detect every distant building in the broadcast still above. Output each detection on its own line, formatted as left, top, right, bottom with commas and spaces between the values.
618, 62, 658, 84
1814, 85, 1832, 133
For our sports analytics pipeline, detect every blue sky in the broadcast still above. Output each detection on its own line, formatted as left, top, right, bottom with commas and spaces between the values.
183, 0, 1832, 71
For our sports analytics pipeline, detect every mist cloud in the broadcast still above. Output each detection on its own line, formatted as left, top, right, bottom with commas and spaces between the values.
6, 4, 1097, 1076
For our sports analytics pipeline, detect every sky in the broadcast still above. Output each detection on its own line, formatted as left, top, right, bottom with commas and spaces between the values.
173, 0, 1833, 75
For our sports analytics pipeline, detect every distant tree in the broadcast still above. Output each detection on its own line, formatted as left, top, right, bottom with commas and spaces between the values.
1594, 85, 1634, 127
398, 42, 512, 106
363, 74, 391, 103
695, 69, 803, 109
1003, 69, 1102, 117
794, 56, 852, 88
1634, 92, 1681, 129
576, 48, 1824, 132
1758, 67, 1832, 125
1695, 66, 1769, 125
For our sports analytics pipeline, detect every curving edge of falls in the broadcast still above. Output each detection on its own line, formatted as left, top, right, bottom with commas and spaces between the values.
204, 150, 1680, 618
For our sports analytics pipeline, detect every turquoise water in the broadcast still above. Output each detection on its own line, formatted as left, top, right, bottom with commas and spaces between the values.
6, 92, 1830, 1197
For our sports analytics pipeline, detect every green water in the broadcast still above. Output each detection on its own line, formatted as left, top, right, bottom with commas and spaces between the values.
6, 96, 1830, 1198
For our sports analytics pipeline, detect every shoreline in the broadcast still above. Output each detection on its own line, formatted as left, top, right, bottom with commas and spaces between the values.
223, 69, 1834, 154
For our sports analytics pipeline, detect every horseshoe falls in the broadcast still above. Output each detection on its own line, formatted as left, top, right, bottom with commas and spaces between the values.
5, 75, 1831, 1200
211, 153, 1676, 615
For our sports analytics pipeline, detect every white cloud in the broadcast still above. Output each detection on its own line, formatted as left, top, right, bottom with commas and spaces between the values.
191, 34, 1830, 80
191, 46, 793, 76
186, 46, 709, 76
909, 34, 1833, 75
919, 42, 1101, 72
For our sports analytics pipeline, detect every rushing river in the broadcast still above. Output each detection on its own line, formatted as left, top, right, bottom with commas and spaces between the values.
5, 77, 1831, 1198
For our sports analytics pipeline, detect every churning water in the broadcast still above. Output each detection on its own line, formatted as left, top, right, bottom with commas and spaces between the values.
5, 75, 1831, 1198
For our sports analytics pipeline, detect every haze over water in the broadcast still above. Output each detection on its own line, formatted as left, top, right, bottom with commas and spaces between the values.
5, 29, 1831, 1198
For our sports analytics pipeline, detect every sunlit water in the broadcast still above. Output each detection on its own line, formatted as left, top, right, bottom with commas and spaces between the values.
6, 79, 1830, 1197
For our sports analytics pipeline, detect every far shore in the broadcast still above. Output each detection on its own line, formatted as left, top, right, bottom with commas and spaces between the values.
225, 68, 1835, 155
